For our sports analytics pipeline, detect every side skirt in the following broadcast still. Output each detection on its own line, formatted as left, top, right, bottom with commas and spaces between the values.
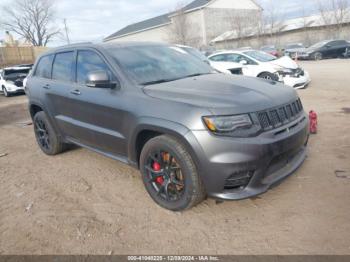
66, 137, 138, 169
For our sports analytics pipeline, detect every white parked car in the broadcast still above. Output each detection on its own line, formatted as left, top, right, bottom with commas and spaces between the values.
22, 69, 32, 93
0, 66, 31, 97
176, 45, 243, 75
208, 50, 311, 89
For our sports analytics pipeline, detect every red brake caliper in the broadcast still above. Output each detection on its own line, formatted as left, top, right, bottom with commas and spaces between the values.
152, 162, 164, 185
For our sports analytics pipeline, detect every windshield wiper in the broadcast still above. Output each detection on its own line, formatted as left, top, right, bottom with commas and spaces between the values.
141, 78, 178, 86
184, 73, 212, 78
141, 73, 212, 86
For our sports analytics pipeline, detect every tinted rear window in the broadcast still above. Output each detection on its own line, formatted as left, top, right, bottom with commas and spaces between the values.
52, 52, 75, 82
35, 55, 54, 78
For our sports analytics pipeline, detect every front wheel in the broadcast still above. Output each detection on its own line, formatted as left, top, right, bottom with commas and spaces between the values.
140, 135, 205, 211
3, 87, 9, 97
258, 72, 278, 81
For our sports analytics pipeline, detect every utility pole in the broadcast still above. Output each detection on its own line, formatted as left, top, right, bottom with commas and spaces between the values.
63, 18, 70, 44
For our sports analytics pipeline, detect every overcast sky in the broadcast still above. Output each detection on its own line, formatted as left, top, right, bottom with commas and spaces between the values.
0, 0, 318, 46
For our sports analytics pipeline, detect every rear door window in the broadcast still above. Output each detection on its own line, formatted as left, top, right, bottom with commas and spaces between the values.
52, 52, 75, 82
35, 55, 54, 79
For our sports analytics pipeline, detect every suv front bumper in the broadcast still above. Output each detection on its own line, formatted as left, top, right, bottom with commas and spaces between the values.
186, 113, 309, 200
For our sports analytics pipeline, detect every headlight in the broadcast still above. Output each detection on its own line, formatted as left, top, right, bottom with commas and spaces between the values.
277, 68, 294, 76
203, 114, 262, 138
203, 115, 252, 132
281, 68, 293, 74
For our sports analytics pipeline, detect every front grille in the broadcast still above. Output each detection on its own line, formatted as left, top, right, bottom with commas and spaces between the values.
256, 99, 304, 131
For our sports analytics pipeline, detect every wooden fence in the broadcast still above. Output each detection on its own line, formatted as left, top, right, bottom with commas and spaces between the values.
0, 46, 49, 68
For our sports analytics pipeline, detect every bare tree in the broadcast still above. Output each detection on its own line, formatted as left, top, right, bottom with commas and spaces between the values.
255, 12, 266, 47
168, 2, 199, 47
263, 0, 286, 46
228, 11, 257, 47
316, 0, 350, 38
300, 6, 313, 46
0, 0, 61, 46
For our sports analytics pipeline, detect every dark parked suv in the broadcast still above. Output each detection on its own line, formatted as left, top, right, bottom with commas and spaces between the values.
27, 42, 309, 211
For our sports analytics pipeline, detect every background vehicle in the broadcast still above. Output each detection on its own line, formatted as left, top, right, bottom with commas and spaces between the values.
27, 42, 308, 211
0, 66, 31, 97
177, 45, 243, 75
260, 45, 279, 57
208, 50, 311, 89
283, 43, 306, 59
297, 40, 350, 60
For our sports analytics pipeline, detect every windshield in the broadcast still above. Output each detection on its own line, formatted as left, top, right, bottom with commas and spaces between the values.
107, 45, 213, 85
243, 50, 277, 62
308, 41, 328, 49
4, 69, 30, 79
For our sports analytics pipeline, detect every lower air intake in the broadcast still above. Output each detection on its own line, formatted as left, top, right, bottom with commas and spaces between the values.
224, 171, 254, 190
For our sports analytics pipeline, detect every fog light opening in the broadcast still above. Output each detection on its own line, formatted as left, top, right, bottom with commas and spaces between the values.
224, 171, 254, 191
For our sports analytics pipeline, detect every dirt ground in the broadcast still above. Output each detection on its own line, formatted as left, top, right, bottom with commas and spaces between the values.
0, 59, 349, 255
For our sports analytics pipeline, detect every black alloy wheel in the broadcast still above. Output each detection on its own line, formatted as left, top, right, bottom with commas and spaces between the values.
144, 150, 185, 202
140, 135, 205, 211
34, 117, 51, 151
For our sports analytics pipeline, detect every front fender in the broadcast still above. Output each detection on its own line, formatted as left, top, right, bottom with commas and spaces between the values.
128, 117, 201, 170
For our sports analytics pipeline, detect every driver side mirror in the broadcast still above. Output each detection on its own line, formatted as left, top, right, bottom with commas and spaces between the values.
239, 60, 248, 65
86, 70, 119, 89
325, 44, 331, 48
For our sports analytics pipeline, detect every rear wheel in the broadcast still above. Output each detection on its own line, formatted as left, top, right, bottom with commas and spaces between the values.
33, 111, 67, 155
140, 135, 205, 211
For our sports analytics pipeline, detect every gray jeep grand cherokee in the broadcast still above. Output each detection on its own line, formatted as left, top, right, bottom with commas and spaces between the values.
27, 42, 309, 211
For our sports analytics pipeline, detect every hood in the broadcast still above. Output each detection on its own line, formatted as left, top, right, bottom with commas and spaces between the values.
143, 74, 298, 115
269, 56, 298, 70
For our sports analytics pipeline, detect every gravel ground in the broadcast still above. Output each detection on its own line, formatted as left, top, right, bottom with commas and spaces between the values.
0, 59, 349, 255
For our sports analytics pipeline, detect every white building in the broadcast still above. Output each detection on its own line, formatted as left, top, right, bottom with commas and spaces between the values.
104, 0, 262, 48
211, 8, 350, 48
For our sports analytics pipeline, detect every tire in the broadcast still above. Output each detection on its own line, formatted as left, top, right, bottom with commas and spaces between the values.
3, 87, 9, 97
140, 135, 205, 211
258, 72, 278, 81
313, 52, 322, 61
33, 111, 67, 155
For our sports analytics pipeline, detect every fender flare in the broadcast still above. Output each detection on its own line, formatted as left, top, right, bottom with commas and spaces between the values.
128, 117, 202, 170
28, 101, 65, 141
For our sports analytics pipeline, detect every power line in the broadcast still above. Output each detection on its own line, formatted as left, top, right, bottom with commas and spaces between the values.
63, 18, 70, 44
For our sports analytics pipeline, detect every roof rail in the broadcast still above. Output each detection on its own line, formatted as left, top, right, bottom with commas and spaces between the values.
56, 42, 93, 48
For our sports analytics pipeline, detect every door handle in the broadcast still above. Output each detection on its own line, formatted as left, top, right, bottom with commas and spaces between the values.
70, 89, 81, 95
42, 84, 50, 89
